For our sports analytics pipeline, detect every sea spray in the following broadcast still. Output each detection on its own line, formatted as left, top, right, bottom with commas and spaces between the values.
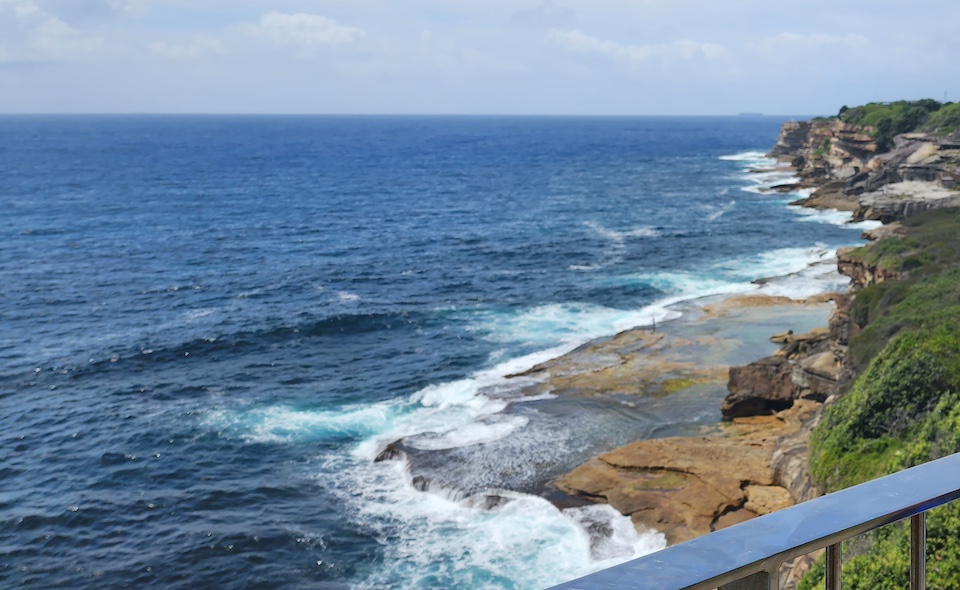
339, 457, 666, 590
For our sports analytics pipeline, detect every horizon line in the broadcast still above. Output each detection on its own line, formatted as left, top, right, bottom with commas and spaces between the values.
0, 112, 816, 118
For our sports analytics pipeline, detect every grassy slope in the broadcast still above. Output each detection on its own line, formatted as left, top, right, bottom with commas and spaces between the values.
800, 208, 960, 589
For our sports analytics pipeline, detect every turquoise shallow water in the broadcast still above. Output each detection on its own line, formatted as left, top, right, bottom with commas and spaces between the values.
0, 116, 874, 588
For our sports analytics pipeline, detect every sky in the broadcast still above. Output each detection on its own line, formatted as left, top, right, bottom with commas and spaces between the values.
1, 0, 959, 115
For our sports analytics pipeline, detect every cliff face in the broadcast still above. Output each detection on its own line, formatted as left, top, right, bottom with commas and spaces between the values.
769, 119, 879, 186
771, 118, 960, 222
836, 246, 904, 289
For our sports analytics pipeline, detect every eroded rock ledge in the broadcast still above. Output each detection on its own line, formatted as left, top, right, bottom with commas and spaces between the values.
551, 293, 851, 590
552, 295, 850, 546
555, 400, 818, 545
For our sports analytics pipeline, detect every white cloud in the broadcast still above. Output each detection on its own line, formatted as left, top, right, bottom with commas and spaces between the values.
247, 12, 361, 48
29, 16, 103, 58
0, 0, 105, 62
548, 29, 729, 64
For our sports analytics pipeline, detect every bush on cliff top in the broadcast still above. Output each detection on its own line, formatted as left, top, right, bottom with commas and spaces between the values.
837, 100, 943, 151
803, 208, 960, 589
923, 102, 960, 136
838, 100, 942, 127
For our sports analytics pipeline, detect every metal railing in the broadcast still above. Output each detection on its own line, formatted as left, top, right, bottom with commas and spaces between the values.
549, 452, 960, 590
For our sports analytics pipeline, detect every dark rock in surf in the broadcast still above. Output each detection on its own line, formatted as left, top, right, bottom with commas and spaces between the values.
374, 441, 407, 462
722, 356, 795, 418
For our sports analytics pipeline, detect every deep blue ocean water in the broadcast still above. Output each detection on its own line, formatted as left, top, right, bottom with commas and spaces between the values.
1, 116, 874, 589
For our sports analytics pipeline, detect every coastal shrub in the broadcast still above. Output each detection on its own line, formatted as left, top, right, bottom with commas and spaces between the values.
844, 208, 960, 367
813, 137, 831, 157
802, 395, 960, 590
811, 326, 960, 490
848, 270, 960, 369
843, 237, 921, 274
923, 102, 960, 135
839, 100, 943, 151
840, 99, 941, 127
803, 208, 960, 589
800, 504, 960, 590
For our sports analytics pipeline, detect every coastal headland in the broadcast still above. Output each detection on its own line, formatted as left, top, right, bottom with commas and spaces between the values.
549, 101, 960, 588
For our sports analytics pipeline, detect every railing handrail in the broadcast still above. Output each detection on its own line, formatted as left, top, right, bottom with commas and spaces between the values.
548, 452, 960, 590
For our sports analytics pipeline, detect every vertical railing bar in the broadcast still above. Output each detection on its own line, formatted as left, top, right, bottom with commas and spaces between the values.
768, 564, 780, 590
825, 543, 841, 590
911, 512, 926, 590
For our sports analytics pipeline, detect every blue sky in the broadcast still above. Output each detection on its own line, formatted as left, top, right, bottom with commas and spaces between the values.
1, 0, 958, 115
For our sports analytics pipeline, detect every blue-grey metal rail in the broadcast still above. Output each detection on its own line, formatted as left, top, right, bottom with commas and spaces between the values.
549, 452, 960, 590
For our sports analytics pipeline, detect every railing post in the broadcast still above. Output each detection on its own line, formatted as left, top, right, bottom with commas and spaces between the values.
911, 513, 926, 590
825, 543, 841, 590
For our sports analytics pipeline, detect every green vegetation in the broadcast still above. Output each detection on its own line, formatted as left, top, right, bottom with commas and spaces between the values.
810, 100, 960, 149
802, 207, 960, 589
839, 100, 942, 128
845, 209, 960, 368
838, 100, 943, 151
799, 502, 960, 590
658, 376, 701, 395
813, 137, 831, 157
923, 102, 960, 135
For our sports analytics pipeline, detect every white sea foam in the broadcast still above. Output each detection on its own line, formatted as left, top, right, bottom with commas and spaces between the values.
207, 375, 665, 590
404, 415, 530, 451
625, 272, 746, 301
722, 150, 804, 198
620, 244, 845, 304
718, 151, 772, 162
337, 457, 665, 590
789, 205, 884, 230
182, 309, 214, 321
715, 244, 833, 281
571, 222, 660, 271
204, 402, 405, 444
584, 221, 660, 241
703, 200, 736, 222
743, 170, 797, 185
467, 302, 678, 349
740, 184, 769, 195
756, 259, 849, 299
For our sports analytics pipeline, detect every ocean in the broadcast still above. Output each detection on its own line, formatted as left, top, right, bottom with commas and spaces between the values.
0, 115, 876, 589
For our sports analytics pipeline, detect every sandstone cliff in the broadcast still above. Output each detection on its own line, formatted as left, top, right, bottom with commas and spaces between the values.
769, 115, 960, 221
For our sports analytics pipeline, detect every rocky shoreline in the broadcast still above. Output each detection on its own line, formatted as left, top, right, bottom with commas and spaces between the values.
546, 112, 960, 588
547, 293, 843, 538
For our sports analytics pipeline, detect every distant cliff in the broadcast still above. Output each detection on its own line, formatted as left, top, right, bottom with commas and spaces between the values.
769, 101, 960, 221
